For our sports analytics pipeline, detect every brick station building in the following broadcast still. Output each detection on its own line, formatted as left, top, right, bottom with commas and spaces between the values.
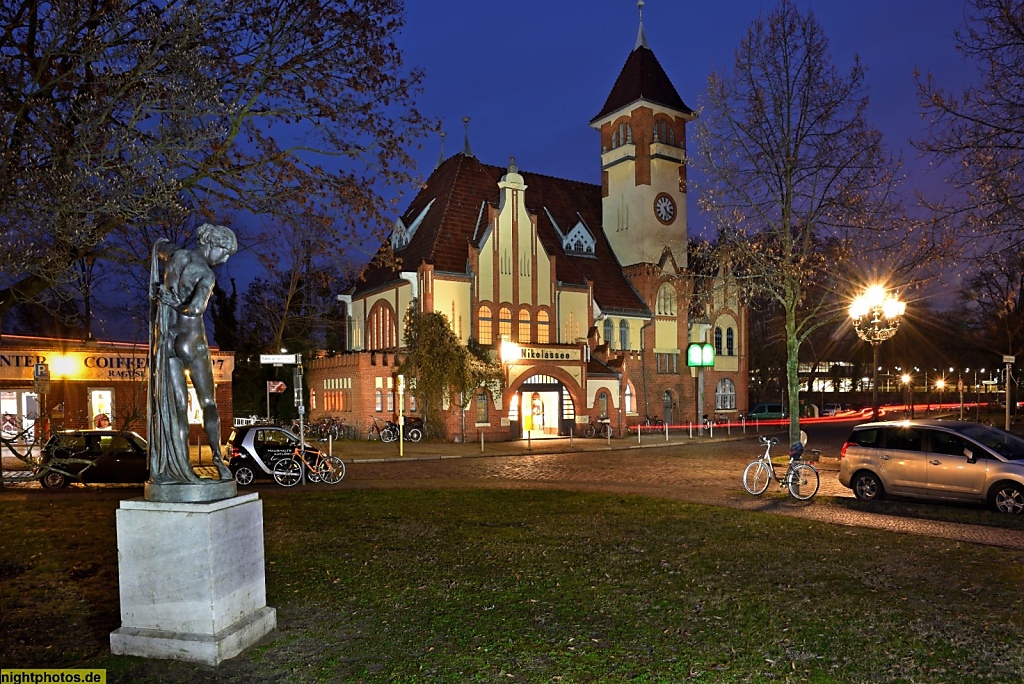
306, 13, 748, 441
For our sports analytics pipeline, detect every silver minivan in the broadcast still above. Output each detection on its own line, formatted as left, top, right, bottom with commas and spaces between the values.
839, 419, 1024, 514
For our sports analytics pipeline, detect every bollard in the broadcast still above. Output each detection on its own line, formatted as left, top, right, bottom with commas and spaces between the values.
665, 421, 669, 442
527, 430, 531, 450
606, 429, 611, 447
688, 422, 693, 439
637, 424, 641, 444
328, 434, 333, 457
480, 430, 485, 453
570, 427, 574, 448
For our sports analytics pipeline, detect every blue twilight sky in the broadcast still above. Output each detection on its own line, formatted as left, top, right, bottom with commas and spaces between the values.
215, 0, 977, 301
396, 0, 974, 229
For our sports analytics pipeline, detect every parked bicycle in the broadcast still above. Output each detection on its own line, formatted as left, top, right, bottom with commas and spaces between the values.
272, 445, 346, 487
742, 436, 819, 500
582, 415, 612, 439
642, 415, 664, 428
367, 415, 399, 442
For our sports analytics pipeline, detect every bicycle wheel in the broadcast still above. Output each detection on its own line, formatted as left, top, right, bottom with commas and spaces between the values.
742, 460, 771, 495
318, 456, 346, 484
599, 423, 612, 439
367, 426, 378, 441
583, 423, 596, 438
381, 427, 397, 443
407, 427, 423, 442
787, 463, 820, 500
272, 457, 302, 487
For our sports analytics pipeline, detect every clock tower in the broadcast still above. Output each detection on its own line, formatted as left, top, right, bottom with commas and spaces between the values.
590, 3, 695, 268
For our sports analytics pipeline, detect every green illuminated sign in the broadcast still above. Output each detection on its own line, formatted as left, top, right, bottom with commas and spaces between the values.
686, 343, 715, 367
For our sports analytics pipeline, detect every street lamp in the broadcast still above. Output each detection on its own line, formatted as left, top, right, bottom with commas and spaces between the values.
850, 285, 906, 420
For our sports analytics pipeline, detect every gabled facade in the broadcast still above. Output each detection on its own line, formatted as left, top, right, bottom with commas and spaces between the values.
306, 9, 748, 440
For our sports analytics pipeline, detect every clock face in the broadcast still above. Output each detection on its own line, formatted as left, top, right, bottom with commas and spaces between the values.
654, 193, 676, 225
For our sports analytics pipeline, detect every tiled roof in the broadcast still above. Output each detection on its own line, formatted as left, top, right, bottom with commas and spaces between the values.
353, 153, 650, 317
591, 45, 693, 122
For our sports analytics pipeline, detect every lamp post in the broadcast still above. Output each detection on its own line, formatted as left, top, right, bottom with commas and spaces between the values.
850, 285, 906, 420
901, 373, 913, 418
499, 336, 521, 432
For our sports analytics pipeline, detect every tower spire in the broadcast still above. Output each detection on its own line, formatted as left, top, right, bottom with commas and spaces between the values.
635, 0, 648, 50
462, 116, 474, 157
435, 130, 446, 169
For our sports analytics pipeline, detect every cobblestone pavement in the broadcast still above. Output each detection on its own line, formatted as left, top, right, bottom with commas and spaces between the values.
337, 434, 1024, 551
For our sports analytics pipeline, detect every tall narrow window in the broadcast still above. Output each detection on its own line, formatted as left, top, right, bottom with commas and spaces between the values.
714, 327, 723, 355
657, 284, 676, 315
499, 306, 512, 340
518, 309, 532, 344
374, 389, 383, 412
715, 379, 736, 410
603, 318, 614, 349
475, 391, 489, 424
537, 310, 550, 344
479, 305, 493, 345
726, 328, 735, 356
598, 392, 609, 418
619, 319, 630, 351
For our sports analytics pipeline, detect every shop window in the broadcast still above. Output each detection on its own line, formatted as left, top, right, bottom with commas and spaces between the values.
476, 391, 489, 424
537, 310, 550, 344
727, 328, 735, 356
619, 320, 629, 350
716, 379, 736, 410
518, 309, 532, 344
479, 305, 493, 344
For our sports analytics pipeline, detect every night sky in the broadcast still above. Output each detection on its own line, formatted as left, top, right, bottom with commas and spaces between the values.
219, 1, 977, 300
399, 0, 973, 225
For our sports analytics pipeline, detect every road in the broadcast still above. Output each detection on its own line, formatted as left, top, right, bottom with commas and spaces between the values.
328, 421, 1024, 551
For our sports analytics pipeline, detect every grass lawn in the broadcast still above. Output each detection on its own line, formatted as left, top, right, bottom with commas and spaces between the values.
2, 487, 1024, 683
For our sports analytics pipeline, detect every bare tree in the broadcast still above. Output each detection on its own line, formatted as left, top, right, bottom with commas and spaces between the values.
695, 0, 923, 443
916, 0, 1024, 251
0, 0, 432, 329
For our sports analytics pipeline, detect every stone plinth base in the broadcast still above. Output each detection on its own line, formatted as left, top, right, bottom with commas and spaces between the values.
110, 493, 277, 665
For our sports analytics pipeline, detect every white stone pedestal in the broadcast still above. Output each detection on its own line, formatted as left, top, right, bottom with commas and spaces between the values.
109, 493, 277, 665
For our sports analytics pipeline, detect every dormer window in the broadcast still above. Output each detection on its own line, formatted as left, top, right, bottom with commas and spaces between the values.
389, 198, 435, 250
562, 220, 595, 255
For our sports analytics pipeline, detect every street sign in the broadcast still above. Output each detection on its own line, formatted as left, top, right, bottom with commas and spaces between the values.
267, 380, 287, 393
260, 354, 298, 365
34, 363, 49, 379
1004, 355, 1016, 364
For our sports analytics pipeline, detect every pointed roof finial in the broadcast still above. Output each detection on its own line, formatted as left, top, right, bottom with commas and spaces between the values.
435, 130, 446, 169
508, 155, 518, 174
635, 0, 649, 50
462, 116, 474, 157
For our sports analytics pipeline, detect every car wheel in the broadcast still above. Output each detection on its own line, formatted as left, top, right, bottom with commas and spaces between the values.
852, 471, 884, 501
233, 465, 255, 486
989, 482, 1024, 514
40, 470, 68, 489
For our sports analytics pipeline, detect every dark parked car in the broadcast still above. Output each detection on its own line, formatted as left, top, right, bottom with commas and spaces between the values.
227, 425, 324, 485
839, 419, 1024, 513
36, 430, 148, 488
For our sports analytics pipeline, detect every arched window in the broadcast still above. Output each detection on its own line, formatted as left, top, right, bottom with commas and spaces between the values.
374, 389, 383, 412
619, 319, 630, 350
715, 378, 736, 410
499, 306, 512, 340
714, 327, 723, 355
611, 130, 618, 148
603, 318, 614, 349
598, 391, 609, 418
518, 309, 532, 344
478, 305, 493, 345
366, 302, 397, 350
656, 284, 676, 316
537, 310, 550, 344
624, 384, 633, 414
726, 328, 735, 356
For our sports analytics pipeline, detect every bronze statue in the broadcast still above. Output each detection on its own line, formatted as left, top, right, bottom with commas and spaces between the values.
148, 224, 236, 496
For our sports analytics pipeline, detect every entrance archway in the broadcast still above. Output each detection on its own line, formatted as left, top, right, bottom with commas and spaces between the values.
509, 374, 579, 438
